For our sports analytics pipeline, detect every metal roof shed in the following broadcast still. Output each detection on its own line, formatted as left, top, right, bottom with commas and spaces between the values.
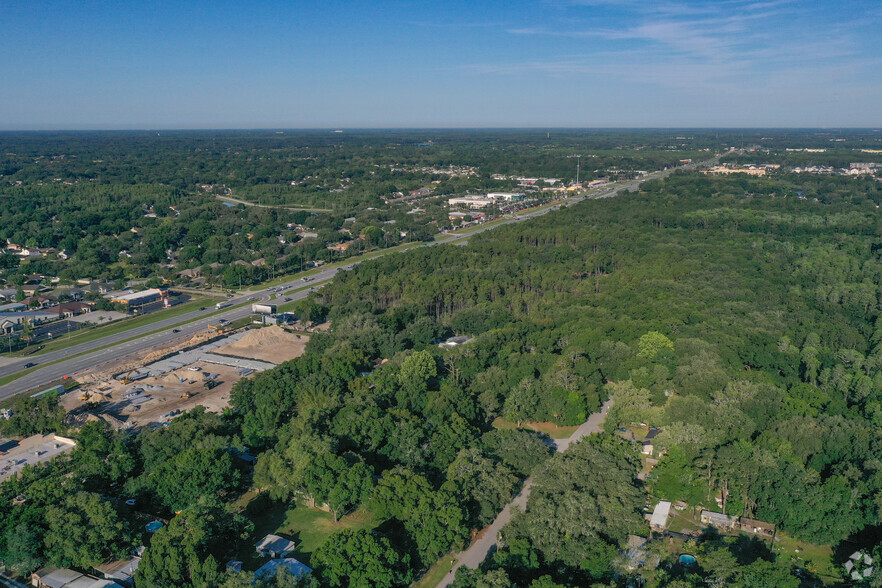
649, 500, 672, 530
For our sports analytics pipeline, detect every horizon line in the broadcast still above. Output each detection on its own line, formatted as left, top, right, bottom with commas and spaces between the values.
1, 126, 881, 133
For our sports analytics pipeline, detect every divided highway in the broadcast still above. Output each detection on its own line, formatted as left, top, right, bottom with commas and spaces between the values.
0, 155, 720, 402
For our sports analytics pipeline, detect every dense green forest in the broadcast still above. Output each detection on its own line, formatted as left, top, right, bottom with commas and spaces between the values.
0, 130, 710, 286
4, 145, 882, 586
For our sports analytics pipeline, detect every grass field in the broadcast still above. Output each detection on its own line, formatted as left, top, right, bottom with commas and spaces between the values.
773, 531, 840, 582
233, 494, 379, 570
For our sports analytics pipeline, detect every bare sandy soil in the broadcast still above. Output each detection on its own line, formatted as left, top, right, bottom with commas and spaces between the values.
215, 325, 308, 364
64, 362, 242, 430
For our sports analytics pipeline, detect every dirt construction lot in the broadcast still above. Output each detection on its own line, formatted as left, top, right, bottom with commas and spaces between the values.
215, 325, 308, 364
64, 361, 242, 430
62, 325, 310, 430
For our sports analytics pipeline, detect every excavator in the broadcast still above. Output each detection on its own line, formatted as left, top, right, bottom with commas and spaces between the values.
121, 369, 140, 384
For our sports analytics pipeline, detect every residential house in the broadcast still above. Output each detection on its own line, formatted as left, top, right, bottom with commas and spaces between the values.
254, 559, 312, 581
700, 510, 738, 530
739, 518, 775, 537
23, 296, 57, 309
20, 285, 45, 297
32, 567, 123, 588
327, 242, 352, 252
641, 427, 662, 456
57, 249, 73, 260
0, 288, 18, 301
177, 268, 200, 280
408, 187, 433, 198
96, 550, 142, 587
0, 302, 26, 313
59, 288, 85, 301
254, 534, 297, 558
649, 500, 672, 531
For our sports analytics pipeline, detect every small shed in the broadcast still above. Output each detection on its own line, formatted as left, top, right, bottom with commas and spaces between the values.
700, 510, 738, 530
641, 427, 662, 456
254, 534, 297, 558
649, 500, 672, 531
739, 517, 775, 537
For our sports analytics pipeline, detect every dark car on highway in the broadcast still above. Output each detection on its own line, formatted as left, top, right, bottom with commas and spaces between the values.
24, 362, 37, 368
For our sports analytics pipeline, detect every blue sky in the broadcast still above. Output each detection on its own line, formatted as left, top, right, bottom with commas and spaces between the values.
1, 0, 880, 128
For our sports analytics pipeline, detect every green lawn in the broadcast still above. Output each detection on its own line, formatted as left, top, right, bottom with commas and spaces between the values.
412, 555, 457, 588
772, 531, 840, 582
234, 495, 378, 570
277, 506, 377, 557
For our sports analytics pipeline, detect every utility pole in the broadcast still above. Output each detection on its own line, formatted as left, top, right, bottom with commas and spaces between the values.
576, 156, 581, 186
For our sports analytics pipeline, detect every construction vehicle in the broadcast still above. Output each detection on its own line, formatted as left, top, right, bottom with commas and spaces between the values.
181, 391, 193, 399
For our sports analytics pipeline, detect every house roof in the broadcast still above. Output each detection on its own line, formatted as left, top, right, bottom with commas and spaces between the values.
110, 288, 163, 302
254, 558, 312, 580
701, 510, 738, 525
45, 302, 93, 315
649, 500, 671, 528
33, 568, 122, 588
254, 534, 297, 556
96, 554, 141, 586
740, 517, 775, 531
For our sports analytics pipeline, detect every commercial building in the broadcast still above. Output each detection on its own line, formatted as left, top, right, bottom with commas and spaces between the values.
0, 434, 77, 482
486, 192, 526, 201
448, 197, 494, 209
0, 310, 58, 334
109, 288, 165, 307
32, 568, 123, 588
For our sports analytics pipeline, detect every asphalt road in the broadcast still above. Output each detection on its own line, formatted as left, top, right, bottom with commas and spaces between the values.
437, 400, 613, 588
0, 270, 338, 400
0, 155, 721, 402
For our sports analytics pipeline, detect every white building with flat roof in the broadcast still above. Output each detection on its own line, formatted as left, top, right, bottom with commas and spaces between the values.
448, 197, 494, 209
486, 192, 526, 201
649, 500, 672, 531
0, 434, 77, 482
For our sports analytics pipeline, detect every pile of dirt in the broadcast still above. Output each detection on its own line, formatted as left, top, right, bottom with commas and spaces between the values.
216, 326, 308, 364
